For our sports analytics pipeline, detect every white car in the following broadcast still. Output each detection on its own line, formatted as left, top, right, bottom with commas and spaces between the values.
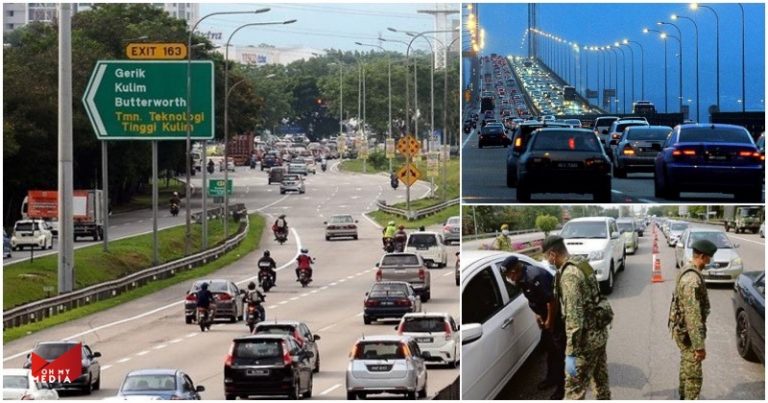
3, 368, 59, 400
404, 232, 448, 268
11, 219, 53, 250
559, 217, 626, 294
667, 220, 690, 247
345, 335, 428, 400
396, 312, 460, 368
674, 228, 743, 283
461, 251, 545, 400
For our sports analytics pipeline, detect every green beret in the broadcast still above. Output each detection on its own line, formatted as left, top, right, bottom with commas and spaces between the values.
691, 239, 717, 257
542, 235, 564, 253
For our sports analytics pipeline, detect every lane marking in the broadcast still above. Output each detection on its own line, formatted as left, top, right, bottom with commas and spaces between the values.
320, 384, 342, 396
310, 290, 319, 294
136, 350, 149, 356
170, 338, 183, 344
321, 286, 329, 290
727, 234, 765, 246
185, 333, 198, 338
360, 213, 383, 229
268, 305, 278, 309
338, 279, 346, 283
102, 365, 113, 371
301, 293, 310, 297
290, 297, 299, 301
279, 301, 289, 305
443, 271, 454, 277
461, 130, 475, 149
153, 344, 167, 350
355, 312, 364, 317
318, 323, 336, 332
117, 357, 131, 363
330, 282, 338, 286
255, 195, 290, 212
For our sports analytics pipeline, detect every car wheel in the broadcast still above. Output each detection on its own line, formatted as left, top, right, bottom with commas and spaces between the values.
230, 314, 237, 323
314, 352, 320, 373
506, 166, 517, 187
83, 374, 92, 395
478, 142, 483, 149
185, 316, 192, 324
736, 310, 759, 362
594, 187, 612, 203
613, 165, 626, 179
736, 190, 762, 202
654, 173, 666, 198
418, 383, 427, 399
346, 392, 357, 400
516, 181, 531, 202
225, 394, 236, 400
302, 376, 313, 398
406, 391, 417, 400
353, 235, 358, 240
599, 263, 614, 295
325, 236, 330, 241
93, 373, 101, 390
619, 250, 626, 271
289, 379, 301, 400
363, 315, 372, 325
421, 291, 431, 303
675, 257, 680, 268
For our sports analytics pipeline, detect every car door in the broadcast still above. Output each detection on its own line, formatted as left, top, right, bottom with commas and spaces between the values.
181, 374, 197, 399
461, 262, 514, 400
675, 230, 689, 267
408, 285, 421, 312
448, 316, 460, 360
290, 338, 312, 390
495, 261, 540, 375
299, 324, 319, 365
608, 220, 622, 263
747, 273, 765, 355
229, 282, 241, 318
436, 235, 447, 265
82, 345, 99, 384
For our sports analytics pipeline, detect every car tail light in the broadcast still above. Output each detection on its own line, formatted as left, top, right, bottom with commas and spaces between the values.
418, 269, 426, 281
401, 342, 412, 358
365, 299, 380, 307
444, 322, 453, 341
217, 293, 232, 301
737, 150, 762, 160
349, 344, 359, 358
282, 341, 292, 366
397, 322, 405, 335
395, 298, 412, 307
375, 270, 382, 281
672, 149, 697, 157
443, 225, 450, 233
185, 293, 197, 302
224, 342, 235, 367
611, 133, 621, 140
514, 137, 522, 149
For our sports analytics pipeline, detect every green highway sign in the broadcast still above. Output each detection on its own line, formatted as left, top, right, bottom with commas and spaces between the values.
82, 60, 214, 140
208, 179, 233, 197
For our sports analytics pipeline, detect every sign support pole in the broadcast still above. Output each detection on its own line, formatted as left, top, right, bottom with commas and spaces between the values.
152, 141, 159, 265
202, 140, 208, 250
101, 141, 109, 252
406, 154, 411, 216
58, 3, 74, 293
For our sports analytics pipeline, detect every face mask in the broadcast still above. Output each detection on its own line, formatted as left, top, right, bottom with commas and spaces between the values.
502, 230, 510, 236
540, 258, 556, 273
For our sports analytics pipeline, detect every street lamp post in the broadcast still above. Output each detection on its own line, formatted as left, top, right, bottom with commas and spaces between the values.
184, 8, 269, 256
613, 44, 626, 114
644, 28, 669, 112
223, 19, 295, 240
626, 39, 645, 100
658, 21, 684, 114
620, 41, 635, 107
355, 42, 392, 173
672, 14, 699, 121
737, 3, 745, 112
691, 3, 720, 110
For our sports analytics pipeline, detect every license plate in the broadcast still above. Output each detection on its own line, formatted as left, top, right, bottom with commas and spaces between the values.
246, 369, 269, 376
416, 337, 433, 343
708, 155, 727, 161
557, 162, 578, 168
381, 301, 394, 306
368, 365, 391, 372
417, 246, 429, 250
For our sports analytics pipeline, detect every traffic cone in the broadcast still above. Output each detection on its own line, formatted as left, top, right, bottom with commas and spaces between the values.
651, 254, 663, 283
652, 239, 659, 254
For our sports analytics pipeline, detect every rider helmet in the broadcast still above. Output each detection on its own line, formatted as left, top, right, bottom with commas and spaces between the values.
247, 282, 256, 290
388, 221, 395, 226
300, 248, 309, 254
200, 282, 209, 290
398, 225, 405, 230
264, 250, 271, 257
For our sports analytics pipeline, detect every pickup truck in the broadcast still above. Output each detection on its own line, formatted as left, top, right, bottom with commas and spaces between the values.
375, 253, 431, 302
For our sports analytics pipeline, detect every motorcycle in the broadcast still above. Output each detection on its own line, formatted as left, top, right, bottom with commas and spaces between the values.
196, 305, 215, 332
207, 161, 215, 175
244, 297, 264, 333
170, 203, 179, 217
390, 175, 399, 190
258, 266, 275, 292
298, 267, 313, 288
249, 159, 257, 170
393, 237, 406, 253
273, 227, 288, 245
321, 162, 327, 172
383, 237, 395, 253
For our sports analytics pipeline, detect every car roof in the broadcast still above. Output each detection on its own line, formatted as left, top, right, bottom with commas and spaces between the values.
566, 216, 612, 223
677, 123, 749, 131
35, 340, 79, 346
256, 320, 303, 327
191, 279, 230, 285
372, 281, 411, 287
355, 335, 411, 343
688, 227, 722, 233
626, 125, 672, 131
3, 368, 30, 376
407, 231, 439, 236
233, 334, 293, 342
534, 128, 593, 134
401, 312, 451, 319
612, 120, 648, 126
125, 369, 179, 377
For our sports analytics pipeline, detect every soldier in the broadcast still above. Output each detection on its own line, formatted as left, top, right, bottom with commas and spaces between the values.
542, 235, 611, 400
501, 255, 565, 400
492, 224, 513, 251
668, 239, 715, 400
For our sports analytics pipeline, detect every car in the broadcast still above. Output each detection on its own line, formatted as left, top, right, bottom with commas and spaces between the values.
454, 252, 460, 286
115, 369, 204, 400
561, 118, 582, 127
461, 251, 548, 400
611, 126, 673, 178
732, 271, 764, 363
505, 121, 572, 187
559, 217, 626, 294
404, 231, 449, 268
376, 253, 432, 302
756, 133, 765, 168
616, 218, 638, 254
635, 218, 646, 237
666, 220, 690, 247
219, 158, 236, 172
591, 116, 619, 141
674, 228, 743, 283
345, 335, 428, 400
363, 281, 422, 324
654, 124, 763, 201
253, 320, 322, 373
396, 312, 460, 368
442, 216, 460, 245
287, 162, 308, 176
324, 214, 358, 240
3, 368, 59, 400
23, 342, 101, 394
605, 119, 650, 157
11, 219, 53, 251
280, 174, 306, 194
223, 334, 314, 400
4, 229, 11, 258
478, 124, 509, 148
267, 166, 285, 184
515, 128, 612, 202
184, 279, 243, 324
303, 157, 317, 174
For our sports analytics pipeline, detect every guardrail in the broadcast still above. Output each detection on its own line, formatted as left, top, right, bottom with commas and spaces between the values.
461, 228, 538, 241
376, 198, 460, 221
3, 215, 251, 330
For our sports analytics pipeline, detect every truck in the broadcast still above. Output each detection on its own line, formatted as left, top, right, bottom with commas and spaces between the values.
723, 206, 762, 234
480, 91, 495, 113
21, 189, 105, 241
226, 132, 256, 166
563, 86, 576, 102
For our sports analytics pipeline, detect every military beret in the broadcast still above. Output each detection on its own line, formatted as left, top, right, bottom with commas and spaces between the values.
542, 235, 564, 253
500, 224, 509, 230
691, 239, 717, 257
500, 255, 520, 271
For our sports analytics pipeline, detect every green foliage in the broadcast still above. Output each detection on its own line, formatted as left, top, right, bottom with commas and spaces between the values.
462, 206, 562, 235
535, 214, 559, 236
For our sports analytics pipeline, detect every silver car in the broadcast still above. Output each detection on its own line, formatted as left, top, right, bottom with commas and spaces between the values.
345, 335, 428, 400
616, 218, 638, 254
324, 214, 358, 240
442, 216, 460, 245
667, 221, 690, 247
674, 228, 743, 283
280, 174, 305, 194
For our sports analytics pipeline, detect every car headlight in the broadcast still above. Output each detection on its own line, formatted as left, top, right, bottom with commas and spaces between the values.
588, 250, 605, 261
730, 258, 743, 270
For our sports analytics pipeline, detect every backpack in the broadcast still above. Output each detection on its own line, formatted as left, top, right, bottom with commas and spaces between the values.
559, 258, 614, 330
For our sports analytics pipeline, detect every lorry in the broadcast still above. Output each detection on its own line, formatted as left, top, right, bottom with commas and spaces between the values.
226, 132, 256, 166
21, 189, 105, 241
723, 206, 762, 234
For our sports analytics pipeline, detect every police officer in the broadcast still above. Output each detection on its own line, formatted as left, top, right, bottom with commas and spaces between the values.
493, 224, 513, 251
542, 235, 611, 400
668, 239, 715, 400
501, 255, 565, 400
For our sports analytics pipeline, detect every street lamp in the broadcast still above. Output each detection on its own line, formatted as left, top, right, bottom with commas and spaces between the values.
643, 28, 672, 113
671, 14, 699, 122
379, 35, 413, 136
690, 3, 720, 110
658, 21, 684, 114
624, 39, 645, 101
184, 8, 269, 256
619, 40, 634, 108
322, 52, 344, 140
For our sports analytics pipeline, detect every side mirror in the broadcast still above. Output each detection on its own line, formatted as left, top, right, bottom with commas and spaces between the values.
601, 129, 609, 135
93, 352, 102, 358
375, 262, 380, 267
323, 221, 327, 225
461, 323, 483, 345
196, 385, 206, 392
611, 231, 620, 239
314, 335, 321, 341
394, 325, 399, 330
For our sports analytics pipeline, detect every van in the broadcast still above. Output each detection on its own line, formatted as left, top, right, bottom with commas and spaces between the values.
404, 232, 448, 268
559, 217, 626, 294
267, 167, 285, 185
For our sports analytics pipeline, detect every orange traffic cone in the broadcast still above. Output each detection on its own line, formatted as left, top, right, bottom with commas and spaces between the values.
651, 255, 663, 283
652, 239, 659, 254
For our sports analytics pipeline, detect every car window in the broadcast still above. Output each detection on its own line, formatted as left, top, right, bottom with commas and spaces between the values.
402, 316, 446, 333
449, 316, 458, 331
191, 281, 228, 293
617, 222, 635, 233
354, 341, 405, 360
615, 122, 648, 132
122, 374, 176, 391
625, 128, 672, 141
446, 217, 460, 225
254, 325, 296, 336
300, 324, 312, 339
183, 375, 195, 392
462, 266, 504, 325
560, 221, 607, 239
409, 341, 422, 357
687, 231, 734, 249
3, 375, 29, 389
83, 345, 93, 359
330, 215, 354, 224
234, 340, 283, 359
529, 131, 601, 152
33, 343, 72, 360
381, 255, 420, 266
371, 282, 408, 294
679, 127, 753, 144
407, 234, 438, 248
755, 274, 765, 297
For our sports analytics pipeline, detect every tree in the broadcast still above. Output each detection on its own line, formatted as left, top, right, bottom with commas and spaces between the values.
535, 214, 559, 236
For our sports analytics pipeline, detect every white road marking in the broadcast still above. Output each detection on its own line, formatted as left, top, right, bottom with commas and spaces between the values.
185, 333, 198, 338
290, 297, 299, 301
443, 271, 454, 277
318, 323, 336, 332
279, 301, 289, 305
268, 305, 277, 309
462, 130, 475, 149
301, 293, 310, 297
153, 344, 167, 350
360, 213, 383, 229
321, 286, 329, 290
136, 350, 149, 356
170, 338, 183, 344
320, 384, 342, 396
102, 365, 113, 371
255, 195, 289, 212
330, 282, 338, 286
727, 234, 765, 246
338, 279, 346, 283
355, 312, 364, 317
117, 357, 131, 363
346, 276, 354, 279
310, 290, 319, 294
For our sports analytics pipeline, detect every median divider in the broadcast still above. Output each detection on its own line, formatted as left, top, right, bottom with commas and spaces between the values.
376, 198, 459, 221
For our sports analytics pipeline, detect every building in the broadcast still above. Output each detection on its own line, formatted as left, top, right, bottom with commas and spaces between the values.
3, 3, 199, 33
216, 44, 324, 66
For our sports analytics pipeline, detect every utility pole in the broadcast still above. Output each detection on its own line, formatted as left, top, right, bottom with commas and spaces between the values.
58, 3, 74, 293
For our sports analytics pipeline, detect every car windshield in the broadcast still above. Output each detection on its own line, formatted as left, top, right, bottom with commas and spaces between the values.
446, 217, 460, 225
407, 234, 438, 248
671, 223, 689, 231
401, 317, 446, 333
15, 222, 38, 232
3, 375, 29, 389
617, 223, 634, 233
369, 289, 408, 298
483, 126, 504, 135
679, 127, 753, 144
371, 283, 408, 295
687, 231, 734, 249
381, 254, 420, 266
32, 343, 75, 360
122, 375, 176, 392
740, 208, 760, 217
192, 281, 228, 293
330, 215, 354, 224
615, 122, 648, 132
530, 131, 601, 152
354, 342, 405, 360
626, 128, 671, 141
254, 325, 296, 336
234, 340, 283, 359
560, 222, 607, 239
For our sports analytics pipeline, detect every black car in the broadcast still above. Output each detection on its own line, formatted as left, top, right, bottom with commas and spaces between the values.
363, 281, 422, 324
733, 271, 764, 363
506, 121, 575, 187
184, 279, 244, 324
612, 125, 672, 177
223, 334, 314, 400
260, 153, 280, 171
23, 342, 101, 394
516, 128, 612, 202
478, 124, 509, 148
253, 321, 321, 373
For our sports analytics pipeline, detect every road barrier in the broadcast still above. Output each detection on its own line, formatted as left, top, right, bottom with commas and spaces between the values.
376, 198, 459, 221
462, 228, 539, 241
3, 214, 250, 330
463, 229, 550, 257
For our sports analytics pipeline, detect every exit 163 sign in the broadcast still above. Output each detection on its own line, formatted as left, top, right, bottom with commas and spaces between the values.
82, 60, 214, 140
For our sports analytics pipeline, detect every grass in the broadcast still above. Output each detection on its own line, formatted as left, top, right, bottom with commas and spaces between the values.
3, 214, 265, 343
4, 215, 245, 309
112, 178, 186, 214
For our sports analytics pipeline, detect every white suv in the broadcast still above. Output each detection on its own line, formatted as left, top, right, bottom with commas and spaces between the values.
396, 312, 460, 368
559, 217, 626, 294
11, 219, 53, 251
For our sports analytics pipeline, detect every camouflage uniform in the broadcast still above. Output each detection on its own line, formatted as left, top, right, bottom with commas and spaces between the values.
556, 256, 611, 400
492, 234, 512, 251
669, 264, 710, 400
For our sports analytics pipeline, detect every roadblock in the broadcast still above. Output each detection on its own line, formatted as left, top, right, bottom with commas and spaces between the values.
651, 254, 663, 283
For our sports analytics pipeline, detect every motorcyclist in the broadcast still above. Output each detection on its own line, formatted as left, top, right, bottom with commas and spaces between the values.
382, 221, 397, 247
273, 214, 288, 240
393, 225, 408, 252
390, 172, 399, 189
244, 281, 266, 322
295, 248, 315, 282
195, 282, 215, 322
321, 158, 328, 171
207, 159, 215, 174
257, 250, 278, 286
169, 192, 181, 214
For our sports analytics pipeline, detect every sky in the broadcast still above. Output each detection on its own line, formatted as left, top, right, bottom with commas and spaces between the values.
466, 2, 765, 115
198, 3, 460, 53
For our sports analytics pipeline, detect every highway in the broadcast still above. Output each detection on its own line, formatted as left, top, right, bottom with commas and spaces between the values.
3, 163, 459, 400
495, 221, 765, 399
